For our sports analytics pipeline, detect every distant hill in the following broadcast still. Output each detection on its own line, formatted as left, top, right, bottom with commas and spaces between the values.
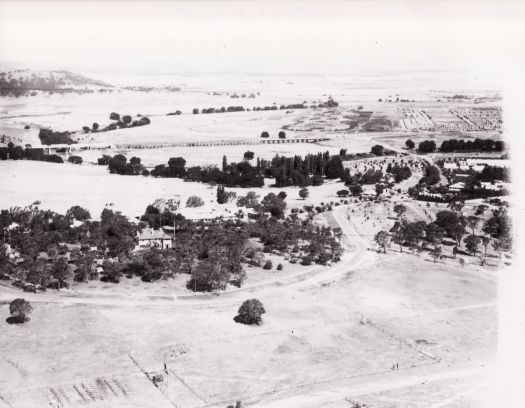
0, 69, 114, 93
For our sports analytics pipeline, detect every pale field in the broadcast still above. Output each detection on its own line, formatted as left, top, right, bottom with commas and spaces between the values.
0, 160, 354, 219
0, 212, 498, 407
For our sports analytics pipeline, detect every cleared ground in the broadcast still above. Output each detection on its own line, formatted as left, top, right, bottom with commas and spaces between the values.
0, 205, 498, 408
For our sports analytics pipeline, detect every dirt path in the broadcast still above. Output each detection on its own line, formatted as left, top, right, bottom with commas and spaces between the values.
255, 366, 487, 408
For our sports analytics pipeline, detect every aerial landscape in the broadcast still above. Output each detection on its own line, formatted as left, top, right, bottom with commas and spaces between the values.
0, 1, 522, 408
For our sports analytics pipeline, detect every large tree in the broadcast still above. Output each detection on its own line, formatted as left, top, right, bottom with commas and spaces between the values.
234, 299, 266, 325
8, 298, 33, 324
374, 230, 390, 253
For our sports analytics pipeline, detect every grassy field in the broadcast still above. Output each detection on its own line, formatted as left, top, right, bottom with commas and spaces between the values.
0, 222, 498, 407
0, 160, 357, 219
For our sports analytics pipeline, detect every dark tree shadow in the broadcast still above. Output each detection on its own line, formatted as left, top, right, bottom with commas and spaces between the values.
6, 316, 29, 325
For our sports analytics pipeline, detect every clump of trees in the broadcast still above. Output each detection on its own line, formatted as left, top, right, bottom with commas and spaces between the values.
439, 138, 504, 153
0, 143, 63, 163
107, 154, 145, 175
418, 165, 440, 186
234, 299, 266, 325
417, 138, 504, 154
0, 204, 139, 290
375, 206, 511, 264
135, 151, 352, 189
418, 140, 436, 153
83, 112, 151, 133
38, 128, 76, 145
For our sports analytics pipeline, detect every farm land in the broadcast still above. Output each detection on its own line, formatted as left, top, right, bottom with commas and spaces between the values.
0, 71, 509, 408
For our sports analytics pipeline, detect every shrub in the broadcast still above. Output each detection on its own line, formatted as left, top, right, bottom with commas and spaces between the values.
234, 299, 266, 325
68, 155, 82, 165
98, 155, 110, 165
301, 255, 313, 266
371, 145, 384, 156
186, 196, 204, 207
263, 260, 273, 270
276, 263, 283, 271
312, 175, 324, 186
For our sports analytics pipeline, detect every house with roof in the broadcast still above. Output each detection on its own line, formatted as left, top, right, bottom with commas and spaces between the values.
136, 228, 173, 250
448, 182, 465, 192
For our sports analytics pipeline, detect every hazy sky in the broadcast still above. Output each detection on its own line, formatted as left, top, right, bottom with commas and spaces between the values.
0, 0, 524, 75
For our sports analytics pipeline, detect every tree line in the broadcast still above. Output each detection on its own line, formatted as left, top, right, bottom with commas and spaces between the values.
416, 138, 505, 154
0, 143, 64, 163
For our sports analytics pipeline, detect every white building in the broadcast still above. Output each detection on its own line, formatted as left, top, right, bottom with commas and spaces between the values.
136, 228, 172, 250
448, 182, 465, 192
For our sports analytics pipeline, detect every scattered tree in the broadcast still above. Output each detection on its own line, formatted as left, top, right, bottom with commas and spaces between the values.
371, 145, 384, 156
374, 230, 390, 253
299, 188, 309, 200
234, 299, 266, 325
8, 298, 32, 324
186, 196, 205, 208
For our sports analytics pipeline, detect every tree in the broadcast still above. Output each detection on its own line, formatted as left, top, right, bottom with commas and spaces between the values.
8, 298, 32, 324
299, 188, 309, 200
393, 204, 407, 219
464, 234, 481, 255
66, 205, 91, 222
402, 221, 426, 248
405, 139, 415, 149
51, 258, 73, 289
186, 196, 204, 207
122, 115, 132, 125
431, 246, 442, 263
371, 145, 384, 156
375, 183, 384, 197
110, 112, 120, 121
278, 131, 286, 139
68, 155, 83, 165
374, 230, 390, 253
217, 186, 228, 204
435, 211, 466, 244
243, 151, 254, 161
92, 123, 99, 132
234, 299, 266, 325
424, 223, 445, 249
261, 193, 286, 218
312, 175, 324, 186
466, 216, 479, 235
325, 156, 344, 179
236, 191, 260, 208
260, 131, 269, 138
188, 254, 231, 292
481, 236, 490, 255
349, 184, 363, 196
483, 213, 511, 239
418, 140, 436, 153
